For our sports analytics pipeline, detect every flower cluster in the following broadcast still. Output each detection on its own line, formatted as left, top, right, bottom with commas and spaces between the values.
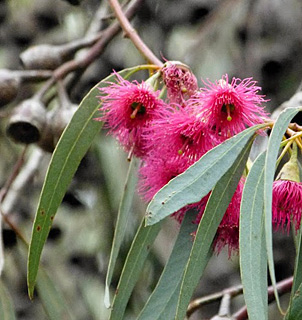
95, 62, 299, 255
272, 142, 302, 233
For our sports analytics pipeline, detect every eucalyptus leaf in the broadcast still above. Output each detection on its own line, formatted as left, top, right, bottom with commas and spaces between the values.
146, 124, 266, 226
27, 66, 152, 299
104, 157, 140, 308
109, 218, 161, 320
240, 151, 268, 320
292, 229, 302, 295
285, 227, 302, 318
36, 268, 74, 320
285, 281, 302, 320
175, 138, 252, 320
264, 107, 302, 312
137, 210, 196, 320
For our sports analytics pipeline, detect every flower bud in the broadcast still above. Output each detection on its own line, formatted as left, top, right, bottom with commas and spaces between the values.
0, 69, 21, 107
161, 61, 198, 105
6, 99, 47, 144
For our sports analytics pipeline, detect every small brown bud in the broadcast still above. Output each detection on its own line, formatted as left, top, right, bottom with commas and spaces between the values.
6, 99, 47, 144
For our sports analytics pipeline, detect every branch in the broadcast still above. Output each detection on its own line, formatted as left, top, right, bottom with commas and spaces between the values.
0, 146, 28, 203
108, 0, 163, 67
186, 284, 243, 318
187, 276, 293, 319
36, 0, 145, 100
232, 277, 293, 320
1, 148, 45, 215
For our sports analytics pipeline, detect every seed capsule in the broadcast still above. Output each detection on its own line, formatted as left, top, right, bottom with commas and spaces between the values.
7, 99, 47, 144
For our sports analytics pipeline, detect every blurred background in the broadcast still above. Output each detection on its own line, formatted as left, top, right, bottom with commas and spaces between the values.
0, 0, 302, 319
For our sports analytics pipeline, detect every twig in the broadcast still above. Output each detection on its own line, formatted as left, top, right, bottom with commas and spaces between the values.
187, 276, 293, 319
186, 284, 243, 317
1, 148, 45, 215
35, 0, 144, 101
232, 277, 293, 320
108, 0, 163, 67
0, 146, 28, 203
217, 292, 232, 317
0, 209, 29, 246
289, 122, 302, 132
100, 0, 130, 22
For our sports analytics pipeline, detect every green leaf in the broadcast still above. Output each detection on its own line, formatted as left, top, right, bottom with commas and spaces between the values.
36, 268, 74, 320
292, 229, 302, 295
264, 107, 302, 312
285, 228, 302, 318
0, 279, 16, 320
146, 124, 266, 226
109, 218, 161, 320
104, 157, 140, 308
27, 65, 151, 298
240, 151, 268, 320
175, 138, 253, 320
137, 210, 196, 320
285, 281, 302, 320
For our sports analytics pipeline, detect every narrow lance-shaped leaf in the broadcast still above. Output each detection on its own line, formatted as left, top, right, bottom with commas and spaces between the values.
137, 210, 196, 320
27, 65, 153, 299
285, 227, 302, 319
0, 279, 16, 320
175, 136, 253, 320
285, 281, 302, 320
292, 229, 302, 294
36, 268, 75, 320
264, 107, 302, 312
146, 124, 267, 226
109, 218, 161, 320
240, 151, 268, 320
104, 156, 140, 308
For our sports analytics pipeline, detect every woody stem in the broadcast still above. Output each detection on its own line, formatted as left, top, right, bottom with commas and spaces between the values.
108, 0, 163, 67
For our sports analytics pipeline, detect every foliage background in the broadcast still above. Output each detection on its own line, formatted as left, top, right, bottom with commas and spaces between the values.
0, 0, 302, 319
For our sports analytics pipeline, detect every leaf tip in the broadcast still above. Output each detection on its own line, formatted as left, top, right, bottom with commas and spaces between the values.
28, 285, 35, 300
104, 287, 111, 309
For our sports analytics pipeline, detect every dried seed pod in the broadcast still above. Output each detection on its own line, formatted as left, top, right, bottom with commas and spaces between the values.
19, 38, 94, 70
6, 99, 47, 144
0, 69, 21, 107
20, 45, 70, 70
38, 104, 77, 152
52, 103, 77, 142
37, 111, 55, 152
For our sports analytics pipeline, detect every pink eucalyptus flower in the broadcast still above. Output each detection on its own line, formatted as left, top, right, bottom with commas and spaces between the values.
193, 179, 244, 256
138, 155, 207, 224
190, 74, 268, 138
272, 180, 302, 233
138, 155, 188, 202
144, 105, 219, 167
95, 73, 165, 157
161, 62, 198, 105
